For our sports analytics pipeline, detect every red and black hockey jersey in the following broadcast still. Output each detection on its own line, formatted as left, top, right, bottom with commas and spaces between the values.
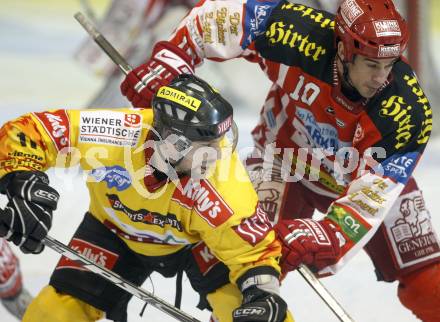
167, 0, 433, 273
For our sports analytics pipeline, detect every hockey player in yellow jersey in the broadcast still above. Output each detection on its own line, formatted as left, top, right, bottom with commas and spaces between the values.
0, 75, 293, 322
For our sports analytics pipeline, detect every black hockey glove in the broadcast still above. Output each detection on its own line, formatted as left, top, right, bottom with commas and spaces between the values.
233, 267, 287, 322
0, 171, 59, 254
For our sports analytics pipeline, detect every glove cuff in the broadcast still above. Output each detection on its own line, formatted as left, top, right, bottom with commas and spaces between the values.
152, 41, 195, 73
0, 172, 15, 194
237, 266, 280, 295
0, 171, 49, 194
321, 218, 345, 245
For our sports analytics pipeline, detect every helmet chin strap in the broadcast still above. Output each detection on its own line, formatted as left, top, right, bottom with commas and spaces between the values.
337, 53, 364, 101
146, 130, 189, 187
155, 136, 191, 172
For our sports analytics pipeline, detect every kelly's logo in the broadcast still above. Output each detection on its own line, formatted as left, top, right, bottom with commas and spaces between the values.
191, 242, 220, 276
56, 238, 119, 271
33, 110, 70, 151
172, 178, 233, 227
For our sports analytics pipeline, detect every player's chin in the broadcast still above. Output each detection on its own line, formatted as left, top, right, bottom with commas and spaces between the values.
361, 86, 379, 98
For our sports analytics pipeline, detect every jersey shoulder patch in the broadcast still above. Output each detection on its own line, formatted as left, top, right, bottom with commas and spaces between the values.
242, 0, 281, 49
33, 110, 71, 152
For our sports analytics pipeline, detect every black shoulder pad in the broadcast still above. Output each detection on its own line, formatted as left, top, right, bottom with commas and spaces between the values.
255, 1, 335, 81
366, 60, 432, 151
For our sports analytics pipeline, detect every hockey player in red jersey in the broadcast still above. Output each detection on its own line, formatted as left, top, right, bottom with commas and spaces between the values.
0, 238, 33, 320
120, 0, 440, 320
0, 74, 293, 322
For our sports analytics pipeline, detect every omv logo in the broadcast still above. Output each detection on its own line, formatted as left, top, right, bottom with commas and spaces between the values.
243, 0, 278, 48
90, 166, 131, 191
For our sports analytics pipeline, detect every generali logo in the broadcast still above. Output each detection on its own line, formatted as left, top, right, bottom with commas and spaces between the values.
391, 196, 440, 264
172, 177, 234, 227
340, 0, 364, 27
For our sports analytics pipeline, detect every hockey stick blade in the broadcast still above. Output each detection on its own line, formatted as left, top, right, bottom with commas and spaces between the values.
297, 264, 355, 322
43, 235, 201, 322
74, 11, 133, 75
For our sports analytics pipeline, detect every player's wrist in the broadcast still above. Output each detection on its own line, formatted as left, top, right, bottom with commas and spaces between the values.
152, 41, 194, 71
237, 266, 280, 295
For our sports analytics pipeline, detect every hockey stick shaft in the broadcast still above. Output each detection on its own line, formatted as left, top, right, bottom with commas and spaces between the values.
297, 264, 355, 322
74, 12, 133, 75
43, 235, 201, 322
78, 0, 98, 24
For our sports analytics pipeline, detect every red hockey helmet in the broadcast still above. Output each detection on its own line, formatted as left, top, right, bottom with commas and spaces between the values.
335, 0, 409, 61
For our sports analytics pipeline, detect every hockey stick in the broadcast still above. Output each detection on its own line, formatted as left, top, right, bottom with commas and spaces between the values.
74, 12, 132, 75
42, 235, 201, 322
73, 11, 355, 322
297, 264, 355, 322
78, 0, 98, 24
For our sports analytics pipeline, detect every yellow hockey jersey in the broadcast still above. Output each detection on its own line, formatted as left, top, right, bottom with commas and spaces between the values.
0, 108, 281, 282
